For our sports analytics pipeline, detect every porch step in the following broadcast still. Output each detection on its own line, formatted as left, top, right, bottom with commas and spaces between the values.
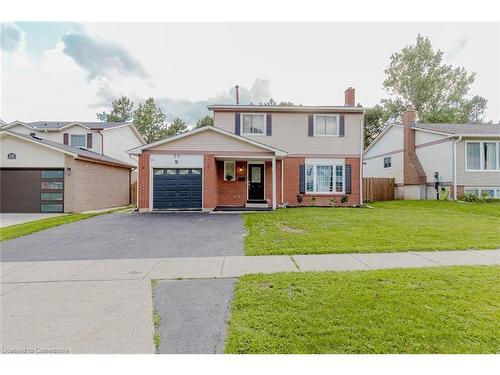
245, 201, 269, 208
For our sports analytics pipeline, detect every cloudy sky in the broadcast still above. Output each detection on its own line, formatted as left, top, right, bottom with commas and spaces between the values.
1, 22, 499, 125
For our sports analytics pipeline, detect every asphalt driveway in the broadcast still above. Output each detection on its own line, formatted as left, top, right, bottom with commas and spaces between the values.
0, 212, 244, 262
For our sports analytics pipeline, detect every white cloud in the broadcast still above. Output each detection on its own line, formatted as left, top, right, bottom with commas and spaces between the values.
1, 23, 498, 123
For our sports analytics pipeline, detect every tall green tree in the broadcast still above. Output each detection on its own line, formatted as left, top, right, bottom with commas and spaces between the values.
365, 35, 488, 148
133, 98, 168, 143
194, 115, 213, 129
383, 34, 487, 123
97, 96, 134, 122
166, 118, 188, 137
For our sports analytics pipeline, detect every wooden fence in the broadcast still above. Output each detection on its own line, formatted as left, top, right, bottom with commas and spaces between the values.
363, 178, 395, 202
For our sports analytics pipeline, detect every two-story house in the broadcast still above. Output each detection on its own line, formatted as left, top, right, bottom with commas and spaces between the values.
0, 121, 144, 213
129, 88, 364, 211
363, 105, 500, 200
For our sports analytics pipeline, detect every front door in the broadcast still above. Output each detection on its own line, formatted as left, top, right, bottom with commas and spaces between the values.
248, 164, 264, 201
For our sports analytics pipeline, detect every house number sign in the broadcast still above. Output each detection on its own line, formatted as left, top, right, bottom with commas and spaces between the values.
7, 153, 16, 160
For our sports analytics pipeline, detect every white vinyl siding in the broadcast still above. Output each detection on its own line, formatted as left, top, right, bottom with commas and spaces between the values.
457, 139, 500, 186
214, 111, 363, 155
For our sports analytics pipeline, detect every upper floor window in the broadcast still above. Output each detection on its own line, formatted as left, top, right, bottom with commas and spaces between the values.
242, 114, 265, 135
70, 134, 87, 148
314, 115, 339, 136
383, 157, 392, 169
466, 141, 499, 171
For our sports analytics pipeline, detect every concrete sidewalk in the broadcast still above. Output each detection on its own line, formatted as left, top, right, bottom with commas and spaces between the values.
1, 249, 498, 354
2, 249, 499, 283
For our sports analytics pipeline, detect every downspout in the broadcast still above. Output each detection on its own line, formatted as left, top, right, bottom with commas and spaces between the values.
97, 130, 104, 154
359, 114, 365, 205
453, 135, 462, 200
281, 158, 284, 206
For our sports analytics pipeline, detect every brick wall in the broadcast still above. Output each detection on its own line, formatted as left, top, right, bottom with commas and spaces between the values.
203, 154, 217, 209
403, 107, 427, 185
138, 152, 150, 210
282, 156, 361, 207
64, 156, 130, 212
216, 160, 248, 206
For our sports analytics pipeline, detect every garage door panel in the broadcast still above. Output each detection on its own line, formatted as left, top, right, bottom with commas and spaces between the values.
153, 168, 202, 210
0, 169, 65, 213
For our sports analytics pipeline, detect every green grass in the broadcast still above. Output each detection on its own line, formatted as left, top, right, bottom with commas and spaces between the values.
225, 266, 500, 354
0, 206, 132, 242
243, 201, 500, 255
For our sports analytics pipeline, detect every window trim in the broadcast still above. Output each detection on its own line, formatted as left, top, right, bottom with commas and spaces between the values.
465, 140, 500, 172
224, 161, 236, 181
241, 113, 266, 136
70, 133, 88, 148
383, 156, 392, 169
313, 114, 340, 137
305, 162, 345, 195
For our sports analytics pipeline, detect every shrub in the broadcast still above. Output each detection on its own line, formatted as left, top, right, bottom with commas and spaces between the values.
458, 192, 500, 203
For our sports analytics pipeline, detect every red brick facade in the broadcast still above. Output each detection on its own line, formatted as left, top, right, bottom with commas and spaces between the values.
403, 106, 427, 186
138, 152, 150, 210
282, 156, 361, 207
137, 153, 361, 210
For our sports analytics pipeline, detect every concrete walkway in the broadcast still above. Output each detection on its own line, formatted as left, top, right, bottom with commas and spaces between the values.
1, 249, 499, 354
2, 249, 499, 283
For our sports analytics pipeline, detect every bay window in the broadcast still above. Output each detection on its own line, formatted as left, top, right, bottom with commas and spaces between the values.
466, 141, 500, 171
306, 162, 344, 194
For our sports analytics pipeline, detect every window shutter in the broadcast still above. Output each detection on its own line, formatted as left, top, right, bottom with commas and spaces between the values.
266, 113, 272, 136
235, 113, 241, 135
299, 164, 305, 194
63, 133, 69, 145
86, 133, 93, 148
339, 115, 345, 137
308, 115, 314, 137
345, 164, 352, 194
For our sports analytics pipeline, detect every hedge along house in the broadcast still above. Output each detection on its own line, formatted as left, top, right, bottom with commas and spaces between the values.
0, 131, 134, 213
129, 88, 364, 211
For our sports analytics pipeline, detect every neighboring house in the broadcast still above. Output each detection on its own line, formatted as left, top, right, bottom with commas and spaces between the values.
0, 121, 144, 166
364, 105, 500, 200
0, 131, 134, 213
129, 87, 364, 211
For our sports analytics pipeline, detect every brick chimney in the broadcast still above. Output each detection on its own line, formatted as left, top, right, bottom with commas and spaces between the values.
344, 87, 355, 107
403, 105, 426, 185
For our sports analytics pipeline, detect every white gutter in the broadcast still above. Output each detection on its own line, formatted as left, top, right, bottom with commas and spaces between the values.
453, 135, 462, 200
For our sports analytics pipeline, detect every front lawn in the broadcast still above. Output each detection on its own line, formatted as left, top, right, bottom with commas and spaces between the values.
225, 266, 500, 354
243, 201, 500, 255
0, 206, 132, 242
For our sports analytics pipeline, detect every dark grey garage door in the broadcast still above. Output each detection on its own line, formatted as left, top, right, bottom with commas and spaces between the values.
153, 168, 202, 210
0, 169, 65, 213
